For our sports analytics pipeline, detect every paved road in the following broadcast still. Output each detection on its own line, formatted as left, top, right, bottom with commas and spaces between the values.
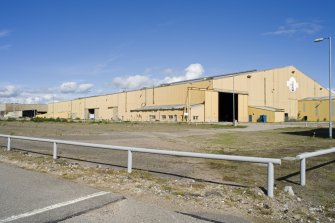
0, 162, 250, 223
61, 199, 250, 223
0, 162, 123, 223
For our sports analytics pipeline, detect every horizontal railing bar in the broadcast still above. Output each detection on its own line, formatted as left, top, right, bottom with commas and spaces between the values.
0, 134, 281, 164
296, 147, 335, 159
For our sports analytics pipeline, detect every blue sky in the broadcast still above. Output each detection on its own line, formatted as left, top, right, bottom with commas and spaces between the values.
0, 0, 334, 103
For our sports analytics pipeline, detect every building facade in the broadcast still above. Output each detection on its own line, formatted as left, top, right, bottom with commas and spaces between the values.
43, 66, 328, 123
0, 103, 48, 119
298, 96, 335, 122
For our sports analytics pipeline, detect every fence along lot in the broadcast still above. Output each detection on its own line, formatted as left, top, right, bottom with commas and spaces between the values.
0, 122, 334, 206
0, 134, 281, 197
296, 147, 335, 186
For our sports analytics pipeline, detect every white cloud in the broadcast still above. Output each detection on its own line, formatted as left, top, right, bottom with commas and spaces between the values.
0, 63, 204, 104
77, 83, 94, 93
112, 75, 155, 90
60, 82, 77, 93
0, 85, 56, 104
0, 30, 11, 38
164, 63, 204, 83
24, 96, 42, 104
263, 18, 322, 36
42, 94, 54, 101
0, 82, 95, 105
112, 63, 205, 90
60, 82, 93, 93
0, 85, 18, 97
18, 92, 57, 104
185, 63, 204, 78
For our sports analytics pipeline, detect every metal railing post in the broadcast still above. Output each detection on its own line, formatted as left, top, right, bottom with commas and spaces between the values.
300, 158, 306, 186
7, 137, 11, 151
127, 150, 132, 173
267, 162, 274, 197
53, 142, 58, 160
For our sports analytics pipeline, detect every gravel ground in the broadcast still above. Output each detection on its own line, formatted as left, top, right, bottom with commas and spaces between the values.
0, 121, 334, 222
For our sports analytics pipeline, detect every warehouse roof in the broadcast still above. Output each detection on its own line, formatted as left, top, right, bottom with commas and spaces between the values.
301, 96, 335, 101
63, 65, 299, 103
158, 69, 257, 87
130, 103, 203, 112
74, 68, 261, 101
249, 106, 285, 112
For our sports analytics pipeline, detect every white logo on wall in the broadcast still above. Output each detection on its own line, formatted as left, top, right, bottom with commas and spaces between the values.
287, 77, 299, 92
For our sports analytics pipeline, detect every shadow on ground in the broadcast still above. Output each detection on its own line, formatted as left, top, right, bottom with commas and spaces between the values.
276, 159, 335, 185
9, 147, 247, 188
282, 128, 335, 138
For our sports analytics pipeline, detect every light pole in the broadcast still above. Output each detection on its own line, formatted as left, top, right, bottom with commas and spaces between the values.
52, 95, 55, 119
314, 37, 332, 139
232, 76, 236, 126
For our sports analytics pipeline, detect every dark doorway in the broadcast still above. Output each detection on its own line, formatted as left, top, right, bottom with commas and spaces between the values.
285, 113, 289, 121
88, 109, 95, 120
218, 92, 238, 122
22, 110, 37, 118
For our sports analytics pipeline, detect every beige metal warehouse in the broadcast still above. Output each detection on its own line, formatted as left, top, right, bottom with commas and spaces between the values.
42, 66, 329, 123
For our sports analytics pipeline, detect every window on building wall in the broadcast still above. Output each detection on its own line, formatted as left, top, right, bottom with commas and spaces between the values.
193, 116, 199, 120
149, 115, 156, 120
169, 115, 173, 120
162, 115, 166, 120
303, 103, 306, 112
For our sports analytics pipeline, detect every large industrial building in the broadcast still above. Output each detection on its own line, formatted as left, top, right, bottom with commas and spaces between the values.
43, 66, 330, 123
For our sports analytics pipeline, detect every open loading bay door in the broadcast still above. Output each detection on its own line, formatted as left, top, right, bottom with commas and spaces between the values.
88, 109, 95, 120
218, 92, 238, 122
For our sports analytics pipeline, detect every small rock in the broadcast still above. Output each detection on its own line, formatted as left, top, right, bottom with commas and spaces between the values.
263, 203, 271, 209
284, 186, 295, 196
293, 214, 301, 220
204, 191, 222, 197
282, 203, 289, 213
69, 162, 79, 168
96, 164, 102, 168
297, 197, 301, 202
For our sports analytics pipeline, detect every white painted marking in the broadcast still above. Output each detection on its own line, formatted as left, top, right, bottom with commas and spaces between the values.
0, 191, 110, 222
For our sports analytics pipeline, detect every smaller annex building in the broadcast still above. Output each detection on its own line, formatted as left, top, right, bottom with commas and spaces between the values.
1, 103, 48, 119
298, 96, 335, 122
42, 66, 329, 123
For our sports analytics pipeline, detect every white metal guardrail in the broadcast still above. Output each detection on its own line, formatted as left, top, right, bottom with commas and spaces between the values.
0, 134, 281, 197
296, 147, 335, 186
